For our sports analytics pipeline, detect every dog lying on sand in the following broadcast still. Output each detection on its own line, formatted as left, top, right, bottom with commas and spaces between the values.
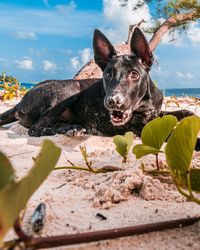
0, 28, 195, 140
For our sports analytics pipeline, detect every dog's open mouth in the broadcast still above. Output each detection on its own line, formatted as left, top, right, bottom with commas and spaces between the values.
109, 109, 132, 126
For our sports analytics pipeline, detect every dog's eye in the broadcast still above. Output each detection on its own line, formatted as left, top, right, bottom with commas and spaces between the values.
105, 72, 112, 79
130, 71, 139, 80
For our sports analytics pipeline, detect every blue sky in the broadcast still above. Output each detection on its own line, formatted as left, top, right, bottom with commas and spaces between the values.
0, 0, 200, 89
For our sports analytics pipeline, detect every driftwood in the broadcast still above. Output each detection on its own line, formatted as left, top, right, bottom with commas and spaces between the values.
5, 216, 199, 249
74, 10, 200, 80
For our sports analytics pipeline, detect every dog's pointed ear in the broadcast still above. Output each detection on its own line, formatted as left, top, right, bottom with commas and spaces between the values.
130, 27, 154, 70
93, 29, 116, 71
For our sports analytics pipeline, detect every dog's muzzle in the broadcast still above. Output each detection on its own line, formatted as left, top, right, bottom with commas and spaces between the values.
104, 94, 132, 126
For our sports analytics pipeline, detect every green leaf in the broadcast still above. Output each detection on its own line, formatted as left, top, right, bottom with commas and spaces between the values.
181, 169, 200, 192
132, 144, 162, 159
189, 169, 200, 192
141, 115, 178, 150
79, 146, 88, 163
0, 152, 15, 191
165, 116, 200, 175
124, 131, 134, 153
113, 135, 128, 158
0, 140, 61, 242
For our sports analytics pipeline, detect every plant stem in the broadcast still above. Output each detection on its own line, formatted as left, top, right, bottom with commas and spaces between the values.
176, 183, 200, 205
175, 171, 200, 205
186, 171, 194, 198
3, 238, 22, 248
54, 166, 114, 173
148, 170, 171, 175
5, 216, 198, 249
123, 156, 127, 164
79, 145, 94, 172
13, 218, 32, 242
156, 154, 159, 170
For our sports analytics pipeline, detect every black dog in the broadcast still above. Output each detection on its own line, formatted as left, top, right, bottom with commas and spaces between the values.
0, 28, 195, 138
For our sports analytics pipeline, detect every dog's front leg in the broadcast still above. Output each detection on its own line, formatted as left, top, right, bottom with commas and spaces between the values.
28, 94, 85, 137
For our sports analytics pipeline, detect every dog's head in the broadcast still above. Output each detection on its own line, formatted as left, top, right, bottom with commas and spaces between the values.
93, 28, 154, 126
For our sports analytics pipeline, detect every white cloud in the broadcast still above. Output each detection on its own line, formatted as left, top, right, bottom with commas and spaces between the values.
15, 57, 33, 70
103, 0, 151, 27
80, 48, 92, 65
102, 0, 152, 44
176, 71, 184, 78
56, 1, 77, 15
187, 23, 200, 42
28, 48, 47, 57
43, 60, 56, 71
186, 73, 194, 79
43, 0, 49, 7
70, 56, 80, 71
14, 31, 37, 40
70, 48, 93, 71
176, 71, 194, 79
59, 49, 72, 55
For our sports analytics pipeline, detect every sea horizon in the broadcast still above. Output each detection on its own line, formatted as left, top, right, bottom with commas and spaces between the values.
161, 88, 200, 98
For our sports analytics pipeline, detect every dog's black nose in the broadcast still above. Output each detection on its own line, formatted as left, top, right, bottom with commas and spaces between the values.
105, 94, 124, 108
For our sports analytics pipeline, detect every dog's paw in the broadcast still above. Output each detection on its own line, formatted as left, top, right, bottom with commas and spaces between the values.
65, 128, 86, 137
28, 124, 86, 137
28, 127, 56, 137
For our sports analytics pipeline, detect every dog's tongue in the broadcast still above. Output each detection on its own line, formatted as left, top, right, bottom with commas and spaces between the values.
113, 111, 123, 120
110, 110, 124, 121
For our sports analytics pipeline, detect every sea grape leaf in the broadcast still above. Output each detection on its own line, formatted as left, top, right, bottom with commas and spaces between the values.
132, 144, 162, 159
165, 116, 200, 175
181, 169, 200, 192
141, 115, 178, 150
0, 140, 61, 243
113, 135, 128, 158
0, 152, 15, 191
124, 131, 134, 153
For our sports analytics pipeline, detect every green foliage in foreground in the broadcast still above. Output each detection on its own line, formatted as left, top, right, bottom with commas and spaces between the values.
0, 140, 61, 243
165, 116, 200, 202
132, 115, 177, 159
113, 131, 134, 163
132, 114, 200, 204
165, 116, 200, 174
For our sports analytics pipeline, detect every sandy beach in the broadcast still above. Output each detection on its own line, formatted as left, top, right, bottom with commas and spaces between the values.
1, 95, 200, 249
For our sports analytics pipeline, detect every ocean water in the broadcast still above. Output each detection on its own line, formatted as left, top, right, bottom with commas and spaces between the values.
161, 88, 200, 98
21, 82, 37, 89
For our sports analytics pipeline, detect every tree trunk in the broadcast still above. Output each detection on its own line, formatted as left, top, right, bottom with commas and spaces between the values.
149, 10, 199, 51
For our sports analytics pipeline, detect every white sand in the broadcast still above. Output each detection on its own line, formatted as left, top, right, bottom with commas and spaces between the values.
1, 95, 200, 249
